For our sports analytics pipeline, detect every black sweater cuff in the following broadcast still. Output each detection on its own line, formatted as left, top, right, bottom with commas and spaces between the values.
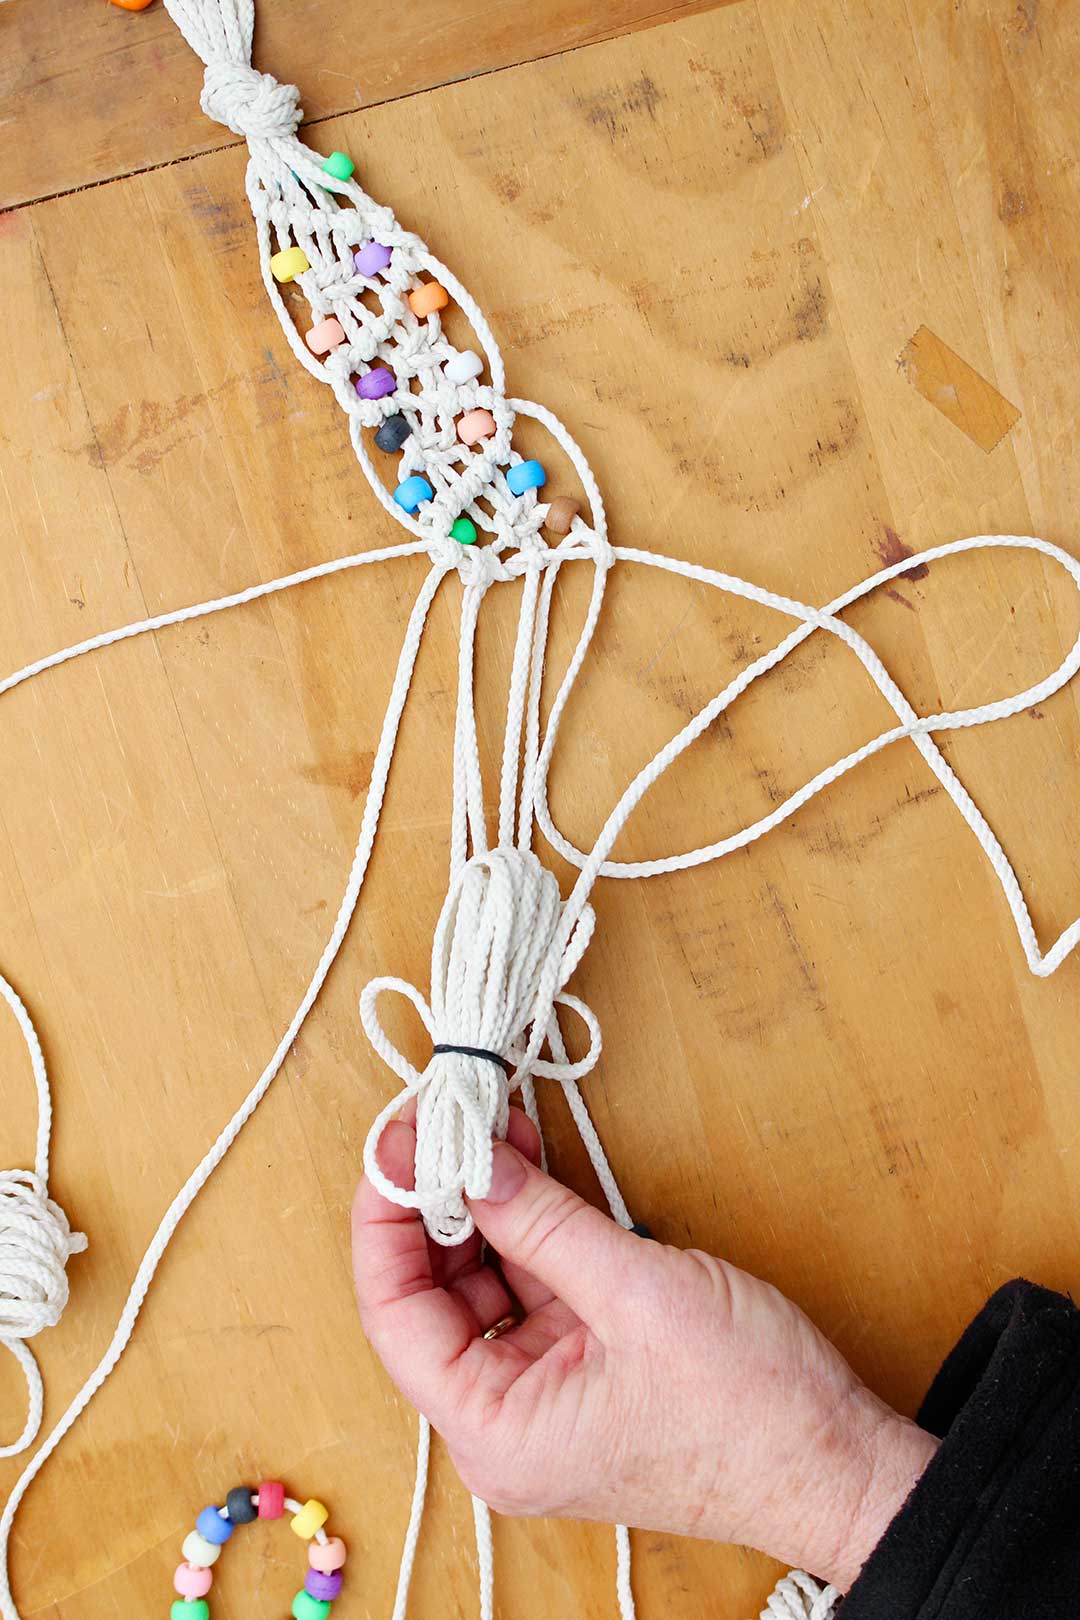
841, 1278, 1080, 1619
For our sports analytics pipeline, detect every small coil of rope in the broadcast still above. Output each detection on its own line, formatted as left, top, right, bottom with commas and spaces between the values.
0, 1169, 87, 1459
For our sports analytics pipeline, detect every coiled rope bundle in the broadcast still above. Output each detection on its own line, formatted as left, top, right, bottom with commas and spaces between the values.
0, 979, 86, 1464
361, 848, 600, 1244
2, 3, 1080, 1620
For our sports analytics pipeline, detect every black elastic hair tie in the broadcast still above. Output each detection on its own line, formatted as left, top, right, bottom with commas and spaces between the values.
432, 1043, 512, 1076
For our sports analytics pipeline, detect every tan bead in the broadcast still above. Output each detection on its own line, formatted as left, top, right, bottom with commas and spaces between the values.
543, 496, 580, 536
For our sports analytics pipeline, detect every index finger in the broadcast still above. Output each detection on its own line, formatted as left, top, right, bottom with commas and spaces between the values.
351, 1119, 476, 1415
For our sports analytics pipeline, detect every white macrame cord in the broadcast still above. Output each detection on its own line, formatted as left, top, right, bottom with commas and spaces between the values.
3, 6, 1080, 1620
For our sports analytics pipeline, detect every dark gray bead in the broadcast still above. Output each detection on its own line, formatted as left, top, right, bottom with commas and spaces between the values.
630, 1222, 653, 1240
375, 413, 412, 453
226, 1485, 258, 1524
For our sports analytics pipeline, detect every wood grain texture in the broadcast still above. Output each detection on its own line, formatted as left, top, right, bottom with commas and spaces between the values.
0, 0, 734, 210
3, 1, 1080, 1616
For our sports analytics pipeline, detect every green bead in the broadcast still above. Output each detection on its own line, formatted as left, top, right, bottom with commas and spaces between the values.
292, 1594, 331, 1620
450, 517, 477, 546
172, 1603, 209, 1620
322, 151, 354, 181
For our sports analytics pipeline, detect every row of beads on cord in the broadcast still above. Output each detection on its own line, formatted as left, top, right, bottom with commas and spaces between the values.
269, 147, 584, 549
171, 1483, 346, 1620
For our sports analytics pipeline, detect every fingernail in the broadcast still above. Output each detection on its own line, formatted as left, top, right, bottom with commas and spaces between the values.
483, 1141, 527, 1204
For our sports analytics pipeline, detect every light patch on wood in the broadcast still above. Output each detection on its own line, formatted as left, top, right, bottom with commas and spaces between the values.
900, 325, 1020, 451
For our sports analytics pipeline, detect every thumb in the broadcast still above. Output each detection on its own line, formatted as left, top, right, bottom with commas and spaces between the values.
467, 1141, 642, 1330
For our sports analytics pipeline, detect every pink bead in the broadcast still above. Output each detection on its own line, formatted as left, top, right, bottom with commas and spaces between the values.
309, 1536, 347, 1573
306, 317, 346, 355
174, 1563, 213, 1598
258, 1480, 285, 1520
457, 409, 496, 446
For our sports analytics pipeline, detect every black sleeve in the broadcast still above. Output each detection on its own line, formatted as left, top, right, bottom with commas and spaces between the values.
841, 1279, 1080, 1619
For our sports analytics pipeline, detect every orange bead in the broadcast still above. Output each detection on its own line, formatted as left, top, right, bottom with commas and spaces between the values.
457, 409, 496, 446
110, 0, 155, 10
408, 281, 449, 318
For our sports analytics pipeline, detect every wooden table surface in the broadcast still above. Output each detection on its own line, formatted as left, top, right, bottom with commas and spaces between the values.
3, 2, 1080, 1616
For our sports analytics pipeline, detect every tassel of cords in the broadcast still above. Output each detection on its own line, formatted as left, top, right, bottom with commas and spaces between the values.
0, 979, 86, 1461
360, 848, 601, 1245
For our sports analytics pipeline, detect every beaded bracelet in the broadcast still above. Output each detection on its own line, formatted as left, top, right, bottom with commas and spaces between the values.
171, 1482, 346, 1620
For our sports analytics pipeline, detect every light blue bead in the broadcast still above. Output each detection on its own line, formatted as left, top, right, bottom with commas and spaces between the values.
394, 475, 435, 513
196, 1505, 233, 1545
506, 460, 546, 496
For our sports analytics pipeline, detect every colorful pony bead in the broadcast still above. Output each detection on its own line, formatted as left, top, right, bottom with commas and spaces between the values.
374, 414, 412, 453
305, 318, 346, 355
292, 1593, 331, 1620
257, 1480, 285, 1519
354, 242, 392, 277
270, 247, 310, 283
506, 460, 546, 495
291, 1499, 329, 1540
394, 475, 434, 513
305, 1568, 344, 1601
444, 349, 484, 384
309, 1537, 347, 1573
181, 1531, 221, 1567
356, 367, 396, 400
195, 1506, 232, 1545
169, 1485, 344, 1617
408, 281, 449, 318
543, 496, 580, 535
322, 151, 354, 181
457, 409, 496, 445
174, 1562, 213, 1598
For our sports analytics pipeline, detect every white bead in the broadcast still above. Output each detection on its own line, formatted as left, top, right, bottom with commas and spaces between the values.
443, 349, 483, 384
183, 1531, 222, 1567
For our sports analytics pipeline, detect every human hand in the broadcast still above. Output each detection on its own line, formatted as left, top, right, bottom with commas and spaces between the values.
351, 1108, 937, 1589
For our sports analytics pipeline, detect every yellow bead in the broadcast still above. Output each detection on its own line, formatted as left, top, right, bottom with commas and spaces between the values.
270, 247, 311, 283
291, 1499, 329, 1540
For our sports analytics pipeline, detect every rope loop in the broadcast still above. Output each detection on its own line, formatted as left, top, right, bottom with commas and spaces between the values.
201, 62, 302, 140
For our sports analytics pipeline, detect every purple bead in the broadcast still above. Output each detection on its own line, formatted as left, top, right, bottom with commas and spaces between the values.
356, 367, 396, 400
354, 241, 392, 277
306, 1569, 344, 1601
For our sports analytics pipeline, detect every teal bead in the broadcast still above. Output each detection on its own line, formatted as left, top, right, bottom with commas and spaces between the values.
506, 460, 545, 495
292, 1593, 331, 1620
172, 1603, 209, 1620
394, 475, 434, 513
450, 517, 477, 545
322, 151, 354, 181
